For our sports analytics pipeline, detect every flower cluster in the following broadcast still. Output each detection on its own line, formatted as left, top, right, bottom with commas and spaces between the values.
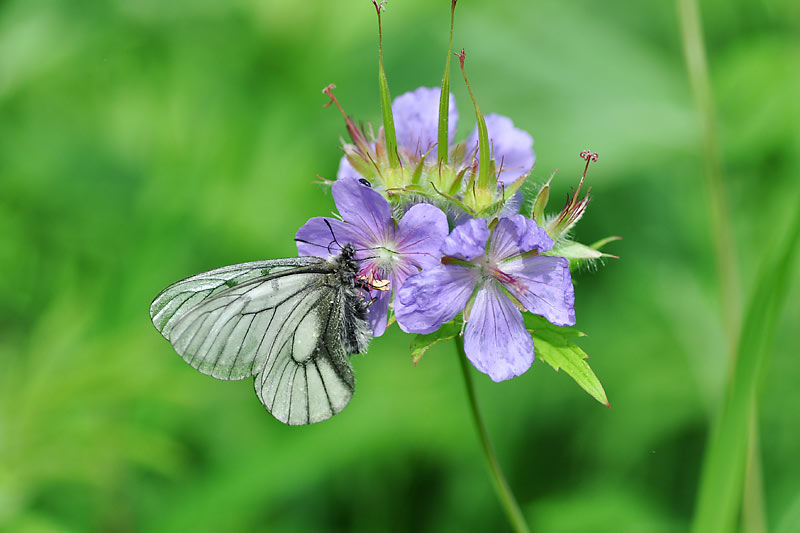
296, 1, 616, 382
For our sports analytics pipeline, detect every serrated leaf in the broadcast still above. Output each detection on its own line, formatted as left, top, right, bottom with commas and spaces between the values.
525, 313, 585, 340
409, 321, 461, 365
524, 315, 607, 406
534, 333, 608, 406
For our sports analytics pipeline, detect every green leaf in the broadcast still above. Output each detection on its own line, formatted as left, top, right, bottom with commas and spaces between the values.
526, 313, 585, 340
776, 490, 800, 533
525, 315, 608, 406
410, 321, 461, 365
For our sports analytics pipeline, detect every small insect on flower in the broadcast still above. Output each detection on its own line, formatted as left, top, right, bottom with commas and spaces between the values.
150, 243, 375, 426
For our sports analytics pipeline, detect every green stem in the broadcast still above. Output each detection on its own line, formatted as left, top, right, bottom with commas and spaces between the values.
455, 337, 530, 533
676, 2, 766, 531
743, 409, 767, 533
676, 0, 741, 338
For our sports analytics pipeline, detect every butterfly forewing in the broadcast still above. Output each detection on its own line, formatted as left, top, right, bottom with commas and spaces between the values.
150, 257, 326, 339
150, 256, 358, 424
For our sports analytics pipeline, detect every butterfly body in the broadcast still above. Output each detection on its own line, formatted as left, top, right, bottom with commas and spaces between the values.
150, 243, 372, 425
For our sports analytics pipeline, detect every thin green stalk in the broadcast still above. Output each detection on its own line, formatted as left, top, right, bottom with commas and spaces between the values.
676, 1, 767, 530
691, 206, 800, 532
676, 0, 741, 338
374, 1, 400, 169
437, 0, 457, 168
455, 337, 530, 533
743, 410, 767, 533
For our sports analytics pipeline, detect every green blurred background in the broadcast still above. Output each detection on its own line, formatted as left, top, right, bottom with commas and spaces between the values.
1, 0, 798, 531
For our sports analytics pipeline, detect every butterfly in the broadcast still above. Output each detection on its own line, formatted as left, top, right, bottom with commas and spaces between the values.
149, 243, 372, 425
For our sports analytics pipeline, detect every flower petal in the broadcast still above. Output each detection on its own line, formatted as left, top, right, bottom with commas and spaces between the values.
490, 215, 553, 262
502, 255, 576, 326
464, 280, 534, 382
295, 217, 365, 257
389, 259, 420, 296
395, 203, 449, 269
395, 265, 479, 334
466, 114, 535, 186
441, 218, 490, 261
392, 87, 458, 160
368, 288, 391, 338
332, 177, 392, 245
336, 155, 363, 181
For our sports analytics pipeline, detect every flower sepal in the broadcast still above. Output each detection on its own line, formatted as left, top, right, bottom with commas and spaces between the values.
531, 173, 554, 223
548, 237, 621, 271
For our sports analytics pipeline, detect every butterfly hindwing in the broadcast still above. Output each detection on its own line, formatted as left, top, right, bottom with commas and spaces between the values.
255, 288, 355, 425
150, 256, 358, 424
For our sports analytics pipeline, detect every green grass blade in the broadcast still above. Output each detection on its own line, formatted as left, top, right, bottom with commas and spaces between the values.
692, 205, 800, 533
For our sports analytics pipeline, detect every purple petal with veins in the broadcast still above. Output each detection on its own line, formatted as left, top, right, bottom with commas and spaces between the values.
296, 178, 448, 337
464, 280, 535, 382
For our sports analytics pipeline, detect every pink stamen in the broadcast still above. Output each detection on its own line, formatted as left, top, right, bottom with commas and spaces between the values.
490, 266, 514, 285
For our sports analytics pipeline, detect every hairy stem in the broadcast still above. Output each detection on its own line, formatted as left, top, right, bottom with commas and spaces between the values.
455, 337, 530, 533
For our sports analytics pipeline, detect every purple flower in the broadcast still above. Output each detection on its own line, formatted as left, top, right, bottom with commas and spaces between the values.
465, 114, 535, 186
395, 215, 575, 382
296, 177, 449, 337
337, 87, 534, 186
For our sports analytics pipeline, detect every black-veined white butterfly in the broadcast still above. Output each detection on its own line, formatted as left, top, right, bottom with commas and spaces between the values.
149, 243, 372, 425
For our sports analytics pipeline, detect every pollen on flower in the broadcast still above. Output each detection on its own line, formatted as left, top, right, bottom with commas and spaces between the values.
359, 268, 391, 292
370, 278, 391, 291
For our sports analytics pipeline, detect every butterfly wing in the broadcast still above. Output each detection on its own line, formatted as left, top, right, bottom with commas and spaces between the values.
150, 257, 355, 425
255, 287, 355, 425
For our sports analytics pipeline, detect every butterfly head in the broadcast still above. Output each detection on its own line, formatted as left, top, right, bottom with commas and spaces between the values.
330, 242, 361, 285
340, 242, 358, 262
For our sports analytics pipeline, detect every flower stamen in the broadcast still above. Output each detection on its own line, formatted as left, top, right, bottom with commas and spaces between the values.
490, 267, 515, 285
323, 84, 374, 160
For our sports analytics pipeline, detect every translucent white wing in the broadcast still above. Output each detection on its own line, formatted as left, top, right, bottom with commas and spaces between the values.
150, 257, 325, 343
255, 289, 355, 425
150, 257, 355, 425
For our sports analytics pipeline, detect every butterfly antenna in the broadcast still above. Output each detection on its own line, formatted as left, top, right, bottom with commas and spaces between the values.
352, 244, 386, 255
324, 219, 342, 254
294, 237, 329, 250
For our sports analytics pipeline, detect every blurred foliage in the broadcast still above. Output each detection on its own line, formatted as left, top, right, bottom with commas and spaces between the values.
1, 0, 798, 531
